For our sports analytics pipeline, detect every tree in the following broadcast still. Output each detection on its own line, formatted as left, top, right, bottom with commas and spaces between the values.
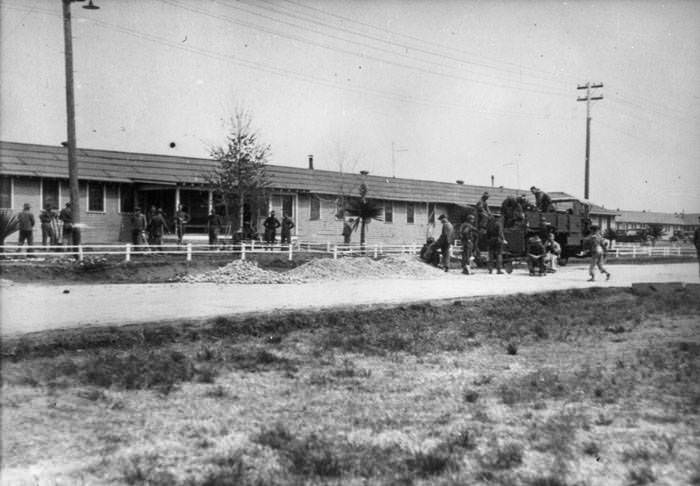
0, 209, 20, 253
646, 223, 664, 246
345, 182, 383, 250
207, 110, 271, 240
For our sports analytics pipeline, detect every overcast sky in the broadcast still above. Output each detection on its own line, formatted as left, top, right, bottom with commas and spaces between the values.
2, 0, 699, 213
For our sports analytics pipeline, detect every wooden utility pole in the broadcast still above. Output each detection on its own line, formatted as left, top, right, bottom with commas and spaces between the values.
577, 82, 603, 200
62, 0, 80, 244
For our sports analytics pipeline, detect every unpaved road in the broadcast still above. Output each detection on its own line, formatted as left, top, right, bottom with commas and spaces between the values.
1, 263, 698, 337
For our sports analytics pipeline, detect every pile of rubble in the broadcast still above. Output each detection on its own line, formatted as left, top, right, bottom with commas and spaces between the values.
180, 255, 446, 284
179, 260, 303, 285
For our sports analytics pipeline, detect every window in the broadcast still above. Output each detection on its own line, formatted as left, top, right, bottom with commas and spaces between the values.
428, 202, 435, 224
87, 183, 105, 212
406, 202, 415, 224
282, 195, 293, 218
384, 201, 393, 223
0, 176, 12, 209
310, 197, 320, 220
120, 184, 135, 213
42, 179, 60, 210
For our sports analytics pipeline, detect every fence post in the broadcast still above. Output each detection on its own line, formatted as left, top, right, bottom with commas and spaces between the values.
186, 243, 192, 262
379, 242, 384, 255
374, 244, 378, 258
241, 243, 246, 261
251, 240, 255, 251
125, 243, 132, 262
326, 241, 331, 252
615, 248, 619, 258
288, 242, 293, 261
648, 247, 652, 257
78, 245, 84, 262
677, 247, 681, 256
333, 245, 338, 260
632, 247, 636, 259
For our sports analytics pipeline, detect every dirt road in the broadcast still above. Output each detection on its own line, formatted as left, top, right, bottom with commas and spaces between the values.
1, 263, 698, 337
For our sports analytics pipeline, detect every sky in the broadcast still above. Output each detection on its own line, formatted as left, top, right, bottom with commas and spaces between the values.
1, 0, 699, 213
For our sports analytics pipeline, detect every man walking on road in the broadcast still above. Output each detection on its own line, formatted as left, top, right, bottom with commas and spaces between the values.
585, 225, 610, 282
694, 216, 700, 276
436, 214, 454, 272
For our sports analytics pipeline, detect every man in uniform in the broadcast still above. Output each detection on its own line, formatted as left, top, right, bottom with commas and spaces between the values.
486, 213, 506, 274
436, 214, 454, 272
543, 231, 562, 272
526, 231, 546, 276
39, 204, 58, 248
459, 213, 478, 274
263, 211, 281, 248
149, 208, 169, 251
530, 186, 554, 212
694, 216, 700, 276
59, 201, 74, 247
17, 203, 35, 253
584, 225, 611, 282
131, 207, 147, 247
174, 204, 190, 245
420, 236, 440, 267
207, 209, 222, 247
281, 214, 295, 246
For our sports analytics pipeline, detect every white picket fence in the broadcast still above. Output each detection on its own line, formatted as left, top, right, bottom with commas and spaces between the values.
0, 240, 696, 262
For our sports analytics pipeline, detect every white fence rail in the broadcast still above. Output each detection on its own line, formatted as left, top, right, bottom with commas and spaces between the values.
1, 241, 696, 262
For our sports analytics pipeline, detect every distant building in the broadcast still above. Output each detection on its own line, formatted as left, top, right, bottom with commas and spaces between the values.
615, 210, 688, 237
1, 140, 609, 244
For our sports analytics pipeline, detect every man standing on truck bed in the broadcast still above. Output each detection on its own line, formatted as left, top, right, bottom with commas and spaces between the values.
530, 186, 554, 212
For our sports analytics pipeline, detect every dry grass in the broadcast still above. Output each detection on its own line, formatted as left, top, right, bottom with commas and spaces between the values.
1, 287, 699, 485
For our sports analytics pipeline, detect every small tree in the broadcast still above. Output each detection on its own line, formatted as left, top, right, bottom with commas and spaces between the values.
207, 110, 271, 240
646, 223, 664, 246
345, 182, 383, 250
0, 209, 20, 253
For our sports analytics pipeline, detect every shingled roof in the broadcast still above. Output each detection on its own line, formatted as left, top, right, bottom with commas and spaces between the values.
0, 140, 568, 206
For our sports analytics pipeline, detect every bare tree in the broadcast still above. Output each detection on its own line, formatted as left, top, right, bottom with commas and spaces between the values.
207, 110, 271, 240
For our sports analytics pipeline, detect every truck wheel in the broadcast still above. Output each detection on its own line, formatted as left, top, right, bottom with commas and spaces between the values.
559, 257, 568, 266
505, 260, 513, 274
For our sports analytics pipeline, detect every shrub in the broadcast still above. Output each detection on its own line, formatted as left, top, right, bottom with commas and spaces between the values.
463, 389, 480, 403
405, 445, 455, 477
506, 342, 519, 355
482, 442, 523, 470
627, 466, 656, 485
446, 429, 478, 451
582, 442, 599, 457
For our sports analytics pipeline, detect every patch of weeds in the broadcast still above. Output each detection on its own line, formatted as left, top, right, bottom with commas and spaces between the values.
481, 441, 523, 470
204, 451, 247, 486
445, 428, 478, 451
594, 413, 614, 426
605, 324, 627, 334
405, 444, 456, 478
121, 452, 176, 486
195, 345, 220, 361
229, 348, 297, 373
254, 423, 294, 451
582, 441, 600, 457
499, 369, 568, 405
533, 323, 549, 339
472, 374, 493, 386
333, 358, 371, 379
463, 388, 480, 403
621, 446, 652, 463
195, 364, 218, 384
307, 371, 333, 387
528, 476, 569, 486
627, 466, 656, 486
506, 342, 519, 355
284, 433, 341, 477
80, 349, 194, 393
75, 387, 106, 401
204, 385, 228, 398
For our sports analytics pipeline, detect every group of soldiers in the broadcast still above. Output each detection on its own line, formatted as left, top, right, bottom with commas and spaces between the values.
15, 201, 78, 252
420, 187, 571, 277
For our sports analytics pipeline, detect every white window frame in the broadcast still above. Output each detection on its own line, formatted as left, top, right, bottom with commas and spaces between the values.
86, 182, 106, 214
0, 175, 15, 209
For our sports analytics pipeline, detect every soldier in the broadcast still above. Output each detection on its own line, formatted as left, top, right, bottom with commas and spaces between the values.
149, 208, 169, 251
486, 213, 506, 274
526, 231, 546, 276
543, 231, 561, 272
584, 225, 611, 282
174, 204, 190, 245
263, 211, 281, 247
436, 214, 454, 272
207, 209, 222, 247
420, 236, 440, 267
530, 186, 554, 212
39, 204, 57, 248
500, 195, 525, 228
475, 191, 492, 229
459, 213, 478, 274
281, 214, 295, 245
694, 216, 700, 276
59, 201, 74, 246
17, 203, 35, 253
131, 207, 147, 246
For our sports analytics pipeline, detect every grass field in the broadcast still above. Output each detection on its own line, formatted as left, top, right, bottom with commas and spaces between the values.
2, 287, 699, 485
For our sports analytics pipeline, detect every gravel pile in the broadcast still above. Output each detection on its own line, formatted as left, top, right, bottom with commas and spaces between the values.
180, 260, 303, 284
180, 255, 446, 285
287, 254, 446, 281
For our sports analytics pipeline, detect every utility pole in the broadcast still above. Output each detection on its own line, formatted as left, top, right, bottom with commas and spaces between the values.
391, 142, 407, 178
62, 0, 99, 245
577, 82, 603, 200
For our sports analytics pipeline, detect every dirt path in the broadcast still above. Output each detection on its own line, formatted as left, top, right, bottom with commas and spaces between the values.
1, 263, 698, 337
